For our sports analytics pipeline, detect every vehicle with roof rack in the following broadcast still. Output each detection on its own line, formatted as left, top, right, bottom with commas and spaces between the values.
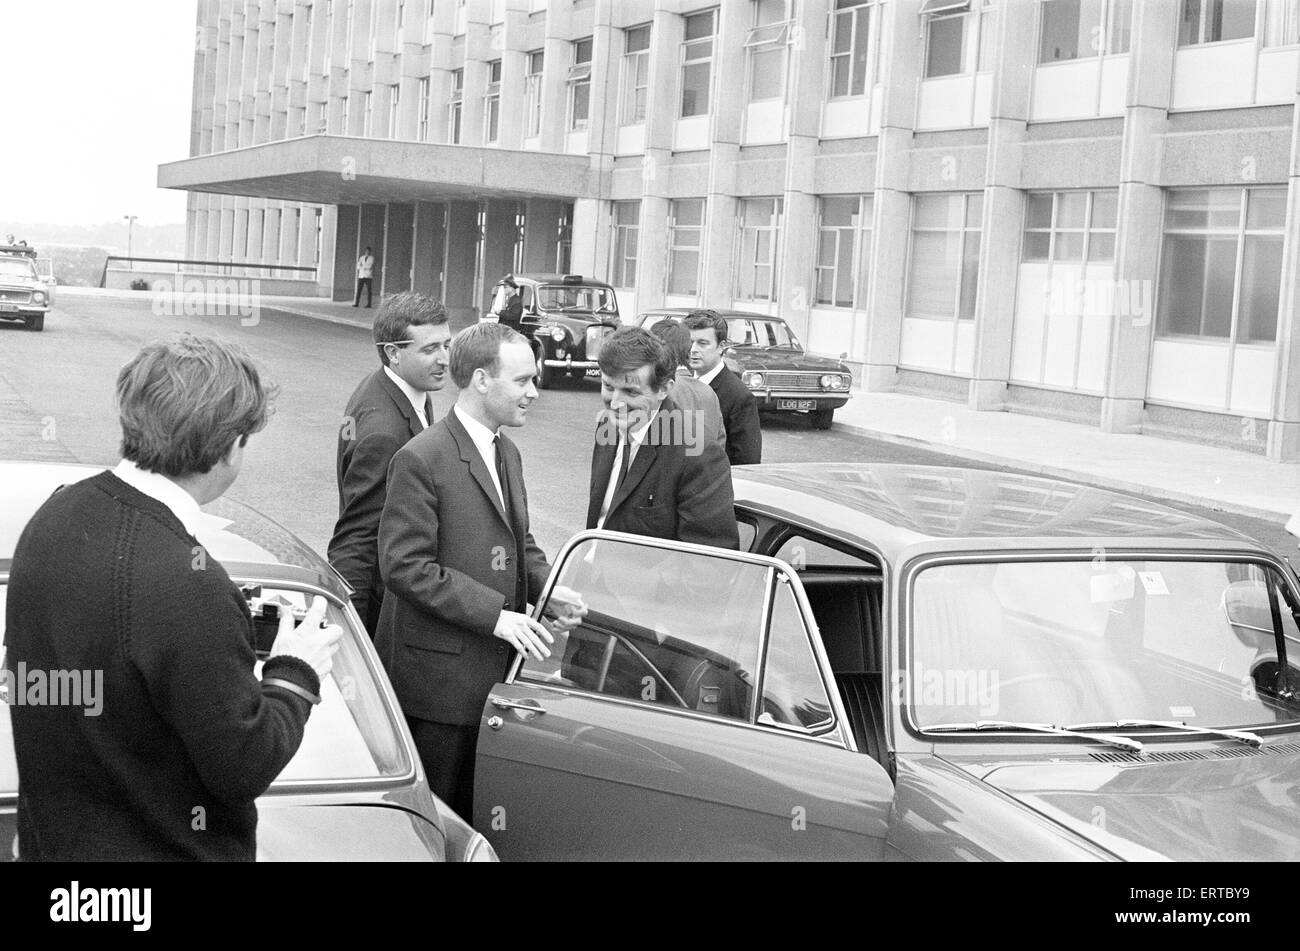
0, 245, 52, 332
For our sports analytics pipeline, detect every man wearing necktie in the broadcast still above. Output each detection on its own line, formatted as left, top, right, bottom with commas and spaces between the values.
328, 293, 451, 636
374, 322, 584, 822
587, 327, 738, 549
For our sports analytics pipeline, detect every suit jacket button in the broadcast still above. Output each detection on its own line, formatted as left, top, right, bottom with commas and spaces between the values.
496, 644, 506, 654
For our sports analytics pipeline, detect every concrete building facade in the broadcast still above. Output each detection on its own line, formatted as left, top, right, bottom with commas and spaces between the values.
162, 0, 1300, 461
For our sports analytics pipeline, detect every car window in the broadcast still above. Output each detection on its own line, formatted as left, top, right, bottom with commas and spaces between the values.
725, 318, 800, 349
0, 582, 409, 790
0, 261, 35, 280
774, 535, 872, 571
760, 576, 835, 734
537, 284, 615, 313
523, 536, 767, 721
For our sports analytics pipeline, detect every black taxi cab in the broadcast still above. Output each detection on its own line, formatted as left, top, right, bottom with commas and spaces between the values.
486, 273, 621, 388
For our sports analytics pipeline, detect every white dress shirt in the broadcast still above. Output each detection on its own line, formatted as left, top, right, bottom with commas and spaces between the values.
112, 459, 220, 538
596, 409, 658, 529
696, 360, 725, 386
453, 404, 505, 508
384, 365, 432, 428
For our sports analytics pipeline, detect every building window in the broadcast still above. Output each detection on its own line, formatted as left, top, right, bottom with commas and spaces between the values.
622, 24, 651, 124
923, 0, 997, 78
1157, 187, 1286, 345
388, 83, 401, 138
907, 193, 983, 322
340, 93, 350, 134
484, 60, 501, 143
736, 197, 784, 302
680, 9, 716, 117
668, 199, 705, 296
417, 77, 430, 140
611, 202, 640, 288
1039, 0, 1132, 62
746, 0, 791, 102
395, 0, 406, 46
1179, 0, 1257, 45
363, 90, 374, 136
1263, 0, 1300, 45
1022, 190, 1117, 263
314, 208, 323, 264
524, 50, 544, 138
448, 68, 463, 143
346, 0, 355, 59
815, 195, 874, 308
568, 37, 593, 130
830, 0, 876, 98
314, 100, 328, 134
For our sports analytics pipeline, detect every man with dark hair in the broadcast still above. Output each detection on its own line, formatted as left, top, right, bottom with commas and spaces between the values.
374, 321, 584, 820
649, 319, 725, 454
4, 334, 342, 861
489, 274, 522, 331
588, 326, 737, 548
684, 310, 762, 466
328, 292, 451, 634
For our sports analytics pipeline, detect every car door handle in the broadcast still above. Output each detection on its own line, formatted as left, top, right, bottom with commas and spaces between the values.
490, 696, 547, 715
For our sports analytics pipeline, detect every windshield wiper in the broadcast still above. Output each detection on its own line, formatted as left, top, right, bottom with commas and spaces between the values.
1065, 719, 1262, 747
925, 720, 1142, 752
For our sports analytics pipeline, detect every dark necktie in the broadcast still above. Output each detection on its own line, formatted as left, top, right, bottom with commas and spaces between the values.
423, 395, 434, 428
493, 434, 513, 517
613, 432, 632, 497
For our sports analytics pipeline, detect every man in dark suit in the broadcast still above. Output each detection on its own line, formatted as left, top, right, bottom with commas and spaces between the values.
374, 322, 583, 821
588, 327, 738, 550
328, 292, 451, 635
684, 310, 762, 466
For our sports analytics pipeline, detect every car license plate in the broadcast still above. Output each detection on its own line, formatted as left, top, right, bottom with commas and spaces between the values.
0, 304, 17, 313
585, 367, 601, 379
778, 399, 816, 411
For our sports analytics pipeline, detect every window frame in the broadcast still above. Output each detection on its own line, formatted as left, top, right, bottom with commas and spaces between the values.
923, 0, 997, 79
814, 194, 875, 309
484, 59, 502, 144
1177, 0, 1259, 46
1036, 0, 1133, 66
735, 197, 785, 303
621, 24, 652, 125
680, 9, 718, 118
610, 201, 640, 289
667, 198, 706, 298
828, 0, 881, 100
448, 68, 464, 144
568, 36, 594, 131
745, 0, 792, 103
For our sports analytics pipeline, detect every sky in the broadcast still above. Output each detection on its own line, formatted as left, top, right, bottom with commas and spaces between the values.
0, 0, 199, 227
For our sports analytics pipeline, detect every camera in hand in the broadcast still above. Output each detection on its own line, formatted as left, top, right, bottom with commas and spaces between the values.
240, 585, 309, 656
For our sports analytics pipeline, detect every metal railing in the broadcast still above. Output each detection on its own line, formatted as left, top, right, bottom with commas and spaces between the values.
99, 256, 318, 287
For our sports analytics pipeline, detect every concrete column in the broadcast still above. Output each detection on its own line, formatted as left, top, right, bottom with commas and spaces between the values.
233, 200, 251, 263
538, 33, 570, 152
636, 196, 669, 310
279, 203, 300, 270
413, 202, 447, 298
523, 199, 563, 272
571, 198, 606, 280
461, 8, 490, 146
861, 0, 923, 391
207, 197, 224, 270
426, 1, 458, 143
497, 48, 527, 148
262, 205, 282, 277
1101, 0, 1179, 433
444, 200, 482, 321
1266, 66, 1300, 462
333, 204, 359, 301
967, 0, 1036, 410
700, 3, 747, 307
779, 0, 832, 343
385, 203, 415, 293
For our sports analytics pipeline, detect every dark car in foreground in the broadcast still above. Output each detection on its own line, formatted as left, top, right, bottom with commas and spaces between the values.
0, 246, 51, 332
637, 308, 852, 429
485, 273, 620, 389
0, 463, 496, 862
471, 463, 1300, 860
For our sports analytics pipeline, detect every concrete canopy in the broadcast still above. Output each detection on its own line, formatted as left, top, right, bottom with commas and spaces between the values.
157, 135, 598, 204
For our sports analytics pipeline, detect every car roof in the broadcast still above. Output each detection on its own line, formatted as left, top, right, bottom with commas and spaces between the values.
733, 463, 1262, 565
641, 308, 788, 322
516, 273, 614, 289
0, 462, 348, 597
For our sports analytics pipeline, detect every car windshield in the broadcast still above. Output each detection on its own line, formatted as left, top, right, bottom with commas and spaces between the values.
726, 318, 800, 349
908, 558, 1300, 733
0, 582, 410, 794
0, 261, 35, 280
537, 284, 617, 314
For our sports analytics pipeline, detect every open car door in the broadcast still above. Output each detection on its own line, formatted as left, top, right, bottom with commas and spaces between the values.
473, 530, 894, 860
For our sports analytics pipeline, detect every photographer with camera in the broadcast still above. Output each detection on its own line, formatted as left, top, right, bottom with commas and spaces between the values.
3, 334, 342, 861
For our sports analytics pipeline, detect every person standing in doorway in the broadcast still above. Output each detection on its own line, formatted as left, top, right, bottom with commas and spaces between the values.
354, 246, 376, 308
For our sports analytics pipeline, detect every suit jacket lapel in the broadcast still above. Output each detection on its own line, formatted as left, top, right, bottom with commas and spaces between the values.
588, 433, 617, 527
609, 399, 675, 513
446, 410, 511, 532
376, 369, 425, 439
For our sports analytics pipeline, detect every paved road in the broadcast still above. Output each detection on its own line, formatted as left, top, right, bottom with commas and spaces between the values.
2, 296, 1296, 562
